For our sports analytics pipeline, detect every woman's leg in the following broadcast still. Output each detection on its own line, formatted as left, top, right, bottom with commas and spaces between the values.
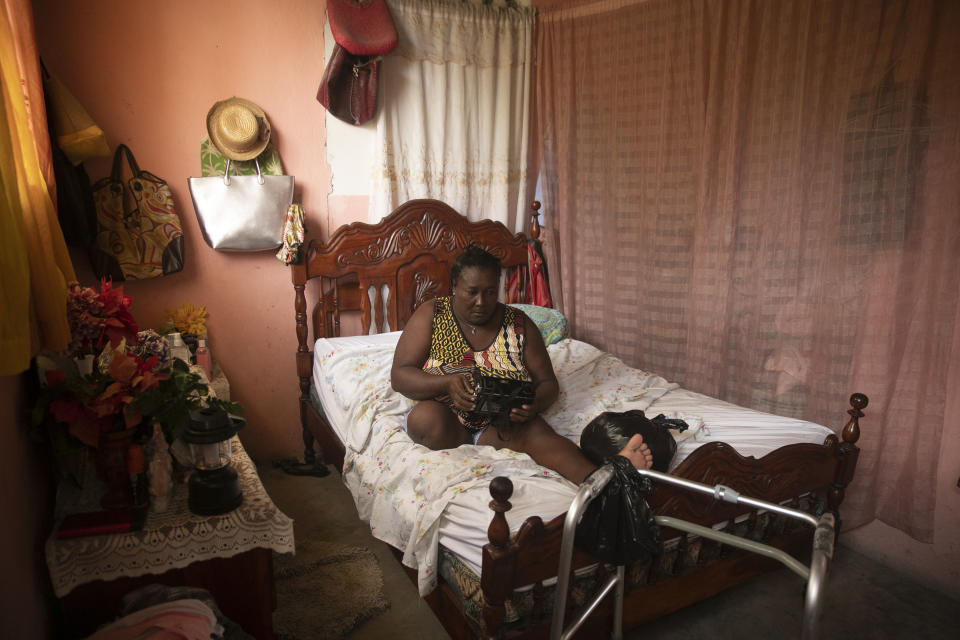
477, 418, 653, 484
406, 400, 472, 450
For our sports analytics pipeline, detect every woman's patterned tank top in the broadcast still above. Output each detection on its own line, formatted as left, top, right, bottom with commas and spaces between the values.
423, 297, 529, 381
422, 297, 529, 432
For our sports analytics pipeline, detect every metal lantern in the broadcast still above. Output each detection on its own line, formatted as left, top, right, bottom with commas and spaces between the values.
183, 408, 246, 515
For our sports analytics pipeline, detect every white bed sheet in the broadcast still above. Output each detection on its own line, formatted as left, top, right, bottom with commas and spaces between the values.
312, 333, 833, 593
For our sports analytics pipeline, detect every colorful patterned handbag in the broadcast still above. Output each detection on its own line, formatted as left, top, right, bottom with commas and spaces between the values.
91, 145, 185, 281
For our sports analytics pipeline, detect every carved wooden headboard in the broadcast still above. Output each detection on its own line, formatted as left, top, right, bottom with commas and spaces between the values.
291, 199, 542, 474
292, 199, 539, 342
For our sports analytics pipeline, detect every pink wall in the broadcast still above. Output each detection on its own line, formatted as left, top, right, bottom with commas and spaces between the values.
33, 0, 347, 462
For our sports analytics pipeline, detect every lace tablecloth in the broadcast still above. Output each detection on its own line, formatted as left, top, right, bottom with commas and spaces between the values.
45, 438, 295, 598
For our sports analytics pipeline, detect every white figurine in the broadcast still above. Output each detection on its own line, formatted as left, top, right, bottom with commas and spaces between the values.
148, 422, 173, 513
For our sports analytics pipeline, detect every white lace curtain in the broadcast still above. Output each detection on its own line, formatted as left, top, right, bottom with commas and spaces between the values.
370, 0, 535, 232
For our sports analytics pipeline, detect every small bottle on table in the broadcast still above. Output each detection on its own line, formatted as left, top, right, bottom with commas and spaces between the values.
195, 337, 212, 380
168, 332, 192, 364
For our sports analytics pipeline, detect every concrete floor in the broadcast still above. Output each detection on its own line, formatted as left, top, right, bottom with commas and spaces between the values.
261, 463, 449, 640
259, 462, 960, 640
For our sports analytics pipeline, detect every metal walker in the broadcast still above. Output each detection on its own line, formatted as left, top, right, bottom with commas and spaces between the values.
550, 465, 835, 640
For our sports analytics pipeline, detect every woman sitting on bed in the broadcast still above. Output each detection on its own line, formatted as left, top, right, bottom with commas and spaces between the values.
391, 245, 653, 484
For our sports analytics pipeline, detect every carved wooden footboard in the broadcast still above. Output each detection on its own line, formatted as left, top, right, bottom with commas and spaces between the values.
477, 394, 866, 639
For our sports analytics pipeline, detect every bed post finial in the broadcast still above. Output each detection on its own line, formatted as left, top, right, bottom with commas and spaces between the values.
529, 201, 542, 241
482, 476, 515, 639
488, 476, 513, 547
842, 393, 868, 444
829, 393, 867, 523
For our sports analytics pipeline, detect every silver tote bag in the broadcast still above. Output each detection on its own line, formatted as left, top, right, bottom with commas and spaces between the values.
187, 159, 294, 251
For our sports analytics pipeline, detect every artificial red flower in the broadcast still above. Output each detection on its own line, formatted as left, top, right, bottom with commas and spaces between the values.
50, 396, 110, 448
64, 279, 139, 356
89, 348, 169, 431
96, 279, 139, 349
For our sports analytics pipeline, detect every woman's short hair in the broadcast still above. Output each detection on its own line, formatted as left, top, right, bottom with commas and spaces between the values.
451, 244, 501, 286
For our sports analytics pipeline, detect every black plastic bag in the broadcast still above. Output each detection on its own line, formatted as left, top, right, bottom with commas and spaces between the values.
579, 410, 687, 472
575, 455, 662, 565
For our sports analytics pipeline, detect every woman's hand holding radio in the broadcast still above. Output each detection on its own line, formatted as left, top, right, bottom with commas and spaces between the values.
446, 372, 476, 412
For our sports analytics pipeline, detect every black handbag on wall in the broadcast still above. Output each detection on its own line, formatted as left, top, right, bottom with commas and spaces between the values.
50, 142, 98, 247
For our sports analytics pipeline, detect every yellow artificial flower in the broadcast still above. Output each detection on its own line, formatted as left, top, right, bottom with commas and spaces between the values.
166, 302, 208, 336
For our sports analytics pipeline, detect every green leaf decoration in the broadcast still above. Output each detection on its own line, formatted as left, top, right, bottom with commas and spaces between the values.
199, 137, 284, 177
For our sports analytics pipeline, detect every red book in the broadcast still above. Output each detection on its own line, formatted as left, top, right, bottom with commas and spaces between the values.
56, 508, 145, 539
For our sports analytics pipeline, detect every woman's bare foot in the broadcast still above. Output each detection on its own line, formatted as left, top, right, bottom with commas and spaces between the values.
617, 433, 653, 469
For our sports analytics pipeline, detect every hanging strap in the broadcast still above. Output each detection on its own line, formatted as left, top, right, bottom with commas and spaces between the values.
110, 143, 143, 181
222, 158, 264, 186
350, 56, 380, 123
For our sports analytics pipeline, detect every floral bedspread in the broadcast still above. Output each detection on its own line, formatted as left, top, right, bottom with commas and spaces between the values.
315, 338, 678, 595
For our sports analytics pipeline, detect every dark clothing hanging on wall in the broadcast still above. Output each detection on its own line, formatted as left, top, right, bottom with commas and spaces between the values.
42, 77, 97, 248
49, 142, 97, 247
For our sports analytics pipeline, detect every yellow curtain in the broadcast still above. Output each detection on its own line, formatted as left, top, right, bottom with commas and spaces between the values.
0, 0, 75, 375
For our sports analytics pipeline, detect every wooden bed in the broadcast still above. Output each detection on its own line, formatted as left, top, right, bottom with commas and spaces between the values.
291, 199, 866, 639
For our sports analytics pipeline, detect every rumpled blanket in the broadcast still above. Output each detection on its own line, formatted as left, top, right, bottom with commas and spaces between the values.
317, 337, 678, 595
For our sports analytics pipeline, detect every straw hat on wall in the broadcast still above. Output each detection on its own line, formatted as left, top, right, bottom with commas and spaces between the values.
206, 97, 271, 161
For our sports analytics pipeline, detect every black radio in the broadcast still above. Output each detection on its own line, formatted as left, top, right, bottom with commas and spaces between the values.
471, 369, 535, 421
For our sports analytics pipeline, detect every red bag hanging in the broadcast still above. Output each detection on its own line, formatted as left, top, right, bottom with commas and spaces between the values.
327, 0, 397, 56
318, 0, 398, 126
317, 45, 381, 126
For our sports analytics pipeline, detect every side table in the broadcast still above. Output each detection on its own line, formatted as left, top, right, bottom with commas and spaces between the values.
45, 436, 294, 639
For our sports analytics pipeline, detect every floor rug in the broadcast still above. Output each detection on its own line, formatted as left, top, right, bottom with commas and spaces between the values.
273, 539, 390, 639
